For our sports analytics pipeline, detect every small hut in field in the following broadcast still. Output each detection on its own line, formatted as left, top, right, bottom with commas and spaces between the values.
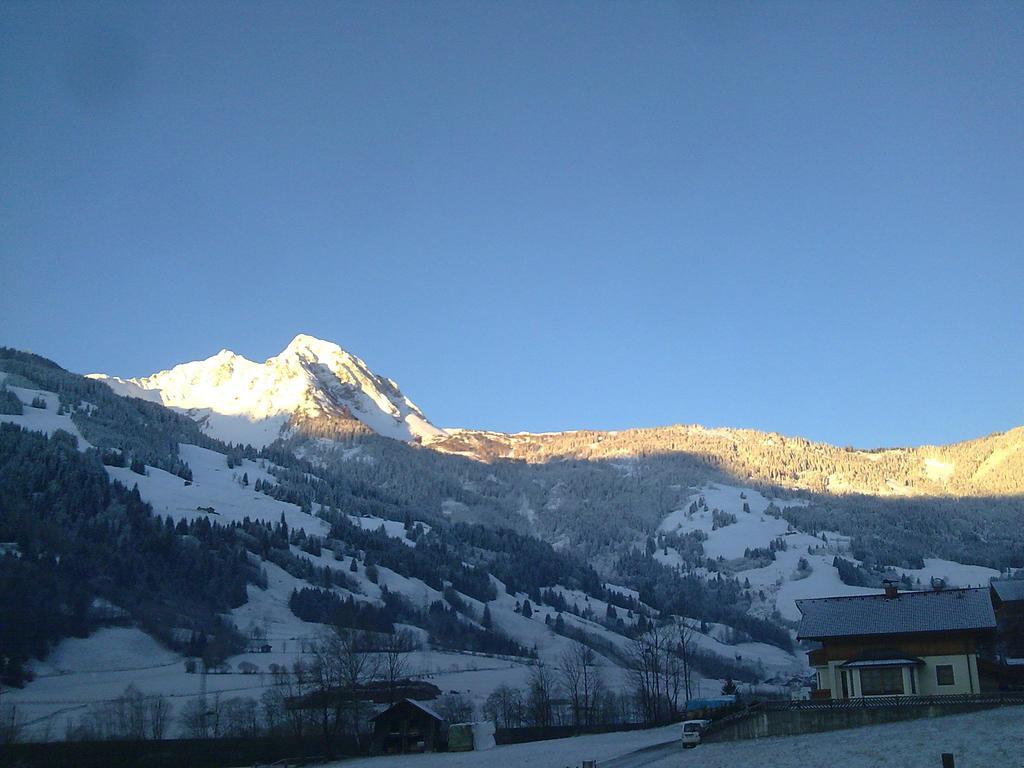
371, 698, 446, 754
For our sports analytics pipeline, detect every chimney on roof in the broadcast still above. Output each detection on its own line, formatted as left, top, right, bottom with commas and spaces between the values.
883, 580, 898, 599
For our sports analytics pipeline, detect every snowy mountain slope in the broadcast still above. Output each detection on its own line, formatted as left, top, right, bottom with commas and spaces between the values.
656, 483, 1000, 622
87, 334, 1024, 499
89, 334, 445, 448
105, 443, 331, 536
434, 422, 1024, 499
0, 374, 92, 449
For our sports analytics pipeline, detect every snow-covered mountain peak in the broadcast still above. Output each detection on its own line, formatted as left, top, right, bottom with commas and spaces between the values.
89, 336, 446, 448
277, 333, 345, 361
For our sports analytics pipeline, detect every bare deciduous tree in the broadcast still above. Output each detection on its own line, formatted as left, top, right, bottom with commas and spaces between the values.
526, 661, 556, 728
435, 692, 475, 723
558, 643, 605, 728
626, 623, 683, 725
0, 702, 24, 745
379, 628, 419, 704
308, 627, 381, 756
676, 617, 694, 705
483, 684, 524, 728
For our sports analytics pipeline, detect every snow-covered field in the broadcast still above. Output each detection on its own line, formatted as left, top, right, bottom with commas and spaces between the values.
326, 723, 684, 768
895, 558, 1000, 590
1, 627, 274, 739
318, 707, 1024, 768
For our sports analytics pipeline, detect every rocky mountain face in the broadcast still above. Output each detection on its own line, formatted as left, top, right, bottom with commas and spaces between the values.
89, 334, 445, 448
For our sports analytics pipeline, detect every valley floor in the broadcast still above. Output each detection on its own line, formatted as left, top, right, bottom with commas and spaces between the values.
320, 707, 1024, 768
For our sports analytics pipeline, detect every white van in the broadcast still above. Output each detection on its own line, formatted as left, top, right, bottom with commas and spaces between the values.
681, 719, 711, 747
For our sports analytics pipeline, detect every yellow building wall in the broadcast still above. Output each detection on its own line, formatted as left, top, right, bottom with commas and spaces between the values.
813, 653, 979, 698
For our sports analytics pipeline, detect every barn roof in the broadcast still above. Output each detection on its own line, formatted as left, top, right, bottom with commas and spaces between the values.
796, 587, 996, 640
372, 698, 444, 722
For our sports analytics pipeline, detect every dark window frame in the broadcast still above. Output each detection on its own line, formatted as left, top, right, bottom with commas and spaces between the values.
936, 664, 955, 686
859, 666, 904, 696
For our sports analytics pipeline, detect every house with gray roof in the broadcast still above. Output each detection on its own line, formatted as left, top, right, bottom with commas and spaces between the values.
991, 579, 1024, 608
796, 584, 997, 700
990, 579, 1024, 662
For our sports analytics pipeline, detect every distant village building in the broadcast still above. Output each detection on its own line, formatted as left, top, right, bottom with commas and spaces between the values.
985, 579, 1024, 689
797, 585, 997, 699
990, 578, 1024, 657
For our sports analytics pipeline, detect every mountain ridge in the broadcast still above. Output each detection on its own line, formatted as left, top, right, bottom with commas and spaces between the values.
89, 334, 1023, 499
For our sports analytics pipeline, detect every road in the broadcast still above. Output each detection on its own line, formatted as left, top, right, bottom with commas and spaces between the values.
602, 738, 684, 768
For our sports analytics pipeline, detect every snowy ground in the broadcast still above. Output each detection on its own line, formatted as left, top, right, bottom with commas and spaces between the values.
323, 723, 684, 768
1, 628, 280, 739
318, 707, 1024, 768
895, 558, 1000, 590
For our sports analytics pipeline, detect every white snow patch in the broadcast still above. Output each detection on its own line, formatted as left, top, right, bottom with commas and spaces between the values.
106, 443, 328, 535
0, 382, 92, 450
893, 558, 999, 589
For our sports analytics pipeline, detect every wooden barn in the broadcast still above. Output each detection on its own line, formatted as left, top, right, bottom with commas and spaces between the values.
372, 699, 446, 754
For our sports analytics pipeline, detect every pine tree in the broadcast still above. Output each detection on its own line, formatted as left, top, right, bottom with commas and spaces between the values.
482, 604, 492, 629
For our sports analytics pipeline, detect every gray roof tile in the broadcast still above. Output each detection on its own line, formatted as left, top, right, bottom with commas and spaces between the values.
796, 587, 996, 640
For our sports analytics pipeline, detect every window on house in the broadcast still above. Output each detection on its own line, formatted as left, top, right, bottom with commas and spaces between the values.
936, 664, 955, 686
859, 667, 904, 695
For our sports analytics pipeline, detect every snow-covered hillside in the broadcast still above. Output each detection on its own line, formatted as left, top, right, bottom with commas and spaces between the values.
89, 334, 445, 448
657, 483, 999, 622
0, 374, 92, 449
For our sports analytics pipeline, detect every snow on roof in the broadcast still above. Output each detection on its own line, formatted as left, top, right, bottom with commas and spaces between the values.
373, 698, 445, 722
992, 580, 1024, 604
840, 649, 925, 667
406, 698, 444, 721
796, 587, 996, 640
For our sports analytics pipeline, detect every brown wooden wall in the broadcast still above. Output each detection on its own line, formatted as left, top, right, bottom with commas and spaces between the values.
807, 632, 983, 665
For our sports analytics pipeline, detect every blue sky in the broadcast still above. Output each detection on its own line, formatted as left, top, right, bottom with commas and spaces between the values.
2, 1, 1022, 447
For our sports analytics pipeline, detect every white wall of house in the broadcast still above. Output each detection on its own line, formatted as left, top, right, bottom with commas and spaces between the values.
914, 653, 979, 695
814, 653, 980, 698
